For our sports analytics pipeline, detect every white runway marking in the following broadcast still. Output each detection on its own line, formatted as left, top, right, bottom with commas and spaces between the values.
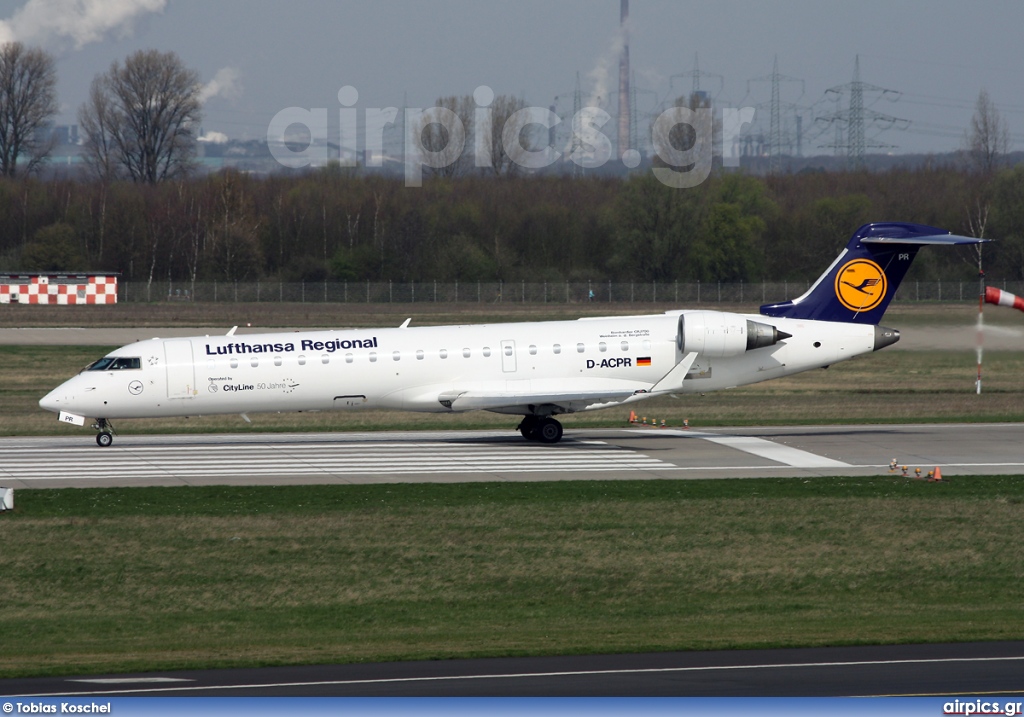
658, 429, 852, 468
0, 440, 676, 482
69, 678, 194, 684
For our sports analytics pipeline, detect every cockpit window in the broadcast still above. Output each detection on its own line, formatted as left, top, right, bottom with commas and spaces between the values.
87, 356, 141, 371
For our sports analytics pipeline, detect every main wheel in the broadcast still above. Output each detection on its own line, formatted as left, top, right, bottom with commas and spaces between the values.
96, 431, 113, 447
518, 416, 541, 440
536, 417, 563, 444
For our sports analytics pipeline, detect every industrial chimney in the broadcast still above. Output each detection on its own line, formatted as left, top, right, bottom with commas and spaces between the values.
617, 0, 630, 158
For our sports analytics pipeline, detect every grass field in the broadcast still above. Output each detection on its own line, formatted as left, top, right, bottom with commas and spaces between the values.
2, 478, 1023, 678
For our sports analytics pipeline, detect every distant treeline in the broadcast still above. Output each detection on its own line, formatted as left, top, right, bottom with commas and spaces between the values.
2, 165, 1022, 287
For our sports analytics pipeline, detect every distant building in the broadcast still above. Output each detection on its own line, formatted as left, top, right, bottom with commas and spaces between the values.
0, 273, 119, 305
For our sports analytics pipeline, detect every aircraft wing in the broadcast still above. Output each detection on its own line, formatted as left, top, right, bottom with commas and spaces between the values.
437, 387, 638, 412
436, 353, 699, 413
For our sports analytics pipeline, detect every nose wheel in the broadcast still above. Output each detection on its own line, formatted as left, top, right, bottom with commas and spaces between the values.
92, 418, 115, 447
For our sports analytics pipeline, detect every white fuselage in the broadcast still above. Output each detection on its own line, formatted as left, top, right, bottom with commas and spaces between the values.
39, 310, 878, 422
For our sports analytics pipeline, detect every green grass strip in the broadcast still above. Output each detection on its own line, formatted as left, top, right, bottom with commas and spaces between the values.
2, 478, 1024, 678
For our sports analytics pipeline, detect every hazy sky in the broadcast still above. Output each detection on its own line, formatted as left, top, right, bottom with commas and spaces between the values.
2, 0, 1022, 155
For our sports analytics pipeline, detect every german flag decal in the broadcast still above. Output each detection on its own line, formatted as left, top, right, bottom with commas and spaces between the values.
637, 357, 652, 367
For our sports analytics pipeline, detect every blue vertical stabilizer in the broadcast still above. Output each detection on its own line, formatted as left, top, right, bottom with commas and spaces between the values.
759, 222, 984, 323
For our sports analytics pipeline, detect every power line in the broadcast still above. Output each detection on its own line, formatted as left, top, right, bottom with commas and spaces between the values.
816, 55, 909, 169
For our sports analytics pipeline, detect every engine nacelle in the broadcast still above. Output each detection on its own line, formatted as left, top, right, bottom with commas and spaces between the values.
677, 311, 788, 358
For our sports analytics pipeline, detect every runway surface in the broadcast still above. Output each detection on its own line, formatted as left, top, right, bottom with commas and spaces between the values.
1, 423, 1022, 488
4, 642, 1024, 696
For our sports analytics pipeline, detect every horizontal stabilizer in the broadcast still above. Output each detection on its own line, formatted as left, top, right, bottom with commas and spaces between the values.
861, 234, 989, 246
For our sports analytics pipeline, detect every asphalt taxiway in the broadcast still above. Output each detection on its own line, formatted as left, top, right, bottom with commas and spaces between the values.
4, 642, 1023, 696
1, 423, 1022, 488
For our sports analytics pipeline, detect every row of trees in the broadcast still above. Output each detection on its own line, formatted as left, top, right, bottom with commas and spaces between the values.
3, 165, 1023, 287
0, 42, 201, 181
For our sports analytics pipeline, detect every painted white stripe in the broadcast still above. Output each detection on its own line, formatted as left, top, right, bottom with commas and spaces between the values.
654, 429, 851, 468
69, 678, 194, 684
0, 439, 680, 481
42, 654, 1024, 696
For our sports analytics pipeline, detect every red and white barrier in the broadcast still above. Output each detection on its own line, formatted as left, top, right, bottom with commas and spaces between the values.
985, 286, 1024, 313
0, 275, 118, 304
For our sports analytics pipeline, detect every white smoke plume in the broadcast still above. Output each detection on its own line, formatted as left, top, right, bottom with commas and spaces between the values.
0, 0, 167, 49
586, 20, 628, 108
199, 66, 242, 104
198, 130, 228, 144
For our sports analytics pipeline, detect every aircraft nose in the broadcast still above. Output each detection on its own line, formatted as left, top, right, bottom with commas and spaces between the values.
39, 388, 62, 413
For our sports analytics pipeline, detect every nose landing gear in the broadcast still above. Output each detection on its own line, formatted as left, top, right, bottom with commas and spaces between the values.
91, 418, 115, 447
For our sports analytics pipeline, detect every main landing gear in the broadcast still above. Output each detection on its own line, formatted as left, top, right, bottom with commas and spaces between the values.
92, 418, 115, 447
517, 416, 564, 444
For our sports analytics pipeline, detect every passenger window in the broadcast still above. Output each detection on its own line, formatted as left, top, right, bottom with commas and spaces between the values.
274, 356, 282, 367
439, 349, 448, 359
621, 341, 629, 352
483, 347, 491, 357
251, 357, 259, 368
529, 345, 537, 355
393, 351, 401, 361
297, 355, 306, 366
369, 352, 377, 362
416, 350, 424, 360
553, 344, 561, 354
345, 353, 353, 364
321, 354, 329, 364
599, 342, 607, 352
576, 343, 585, 353
463, 348, 471, 358
230, 358, 239, 369
504, 345, 513, 356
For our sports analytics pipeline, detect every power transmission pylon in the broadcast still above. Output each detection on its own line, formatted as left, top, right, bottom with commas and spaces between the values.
747, 56, 804, 174
816, 55, 909, 170
669, 52, 724, 102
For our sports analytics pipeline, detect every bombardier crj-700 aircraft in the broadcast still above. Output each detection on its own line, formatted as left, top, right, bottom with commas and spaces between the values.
41, 223, 982, 446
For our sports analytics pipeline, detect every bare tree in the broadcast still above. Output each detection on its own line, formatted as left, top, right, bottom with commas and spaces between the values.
0, 42, 58, 177
77, 76, 121, 182
964, 88, 1010, 175
417, 95, 473, 178
489, 94, 530, 176
79, 49, 202, 184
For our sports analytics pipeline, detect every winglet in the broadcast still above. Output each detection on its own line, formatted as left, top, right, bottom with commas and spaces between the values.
399, 318, 412, 329
651, 352, 699, 394
226, 326, 238, 336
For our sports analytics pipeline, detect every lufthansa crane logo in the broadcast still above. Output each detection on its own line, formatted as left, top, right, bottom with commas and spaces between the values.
835, 259, 887, 312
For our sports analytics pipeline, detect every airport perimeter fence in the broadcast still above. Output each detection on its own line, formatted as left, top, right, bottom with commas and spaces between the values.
126, 279, 1020, 306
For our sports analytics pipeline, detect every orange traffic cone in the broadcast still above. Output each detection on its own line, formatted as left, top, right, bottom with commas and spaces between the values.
629, 410, 637, 424
930, 466, 943, 482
